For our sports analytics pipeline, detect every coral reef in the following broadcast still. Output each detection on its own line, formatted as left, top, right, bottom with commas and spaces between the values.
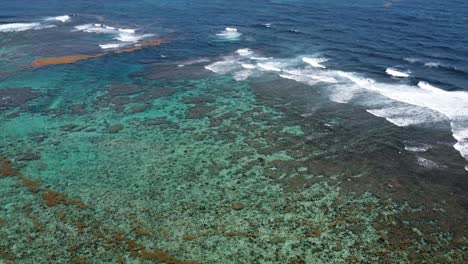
0, 66, 466, 263
0, 88, 42, 108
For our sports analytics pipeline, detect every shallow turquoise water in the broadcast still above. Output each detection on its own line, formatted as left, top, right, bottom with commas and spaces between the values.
1, 1, 468, 263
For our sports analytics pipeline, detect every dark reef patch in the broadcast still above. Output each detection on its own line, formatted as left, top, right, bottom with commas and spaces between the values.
0, 88, 42, 108
186, 105, 215, 119
95, 83, 174, 112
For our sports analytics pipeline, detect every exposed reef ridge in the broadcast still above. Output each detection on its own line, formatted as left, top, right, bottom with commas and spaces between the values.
31, 39, 167, 68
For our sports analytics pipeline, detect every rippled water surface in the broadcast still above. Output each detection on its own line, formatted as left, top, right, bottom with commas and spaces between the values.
0, 0, 467, 263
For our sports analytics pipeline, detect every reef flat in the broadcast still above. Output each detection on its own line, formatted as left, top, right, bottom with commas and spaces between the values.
0, 61, 466, 263
1, 1, 468, 262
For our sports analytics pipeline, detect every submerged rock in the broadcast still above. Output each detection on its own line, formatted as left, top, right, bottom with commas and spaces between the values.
69, 104, 87, 115
107, 124, 124, 133
183, 96, 215, 104
0, 88, 42, 108
186, 105, 215, 119
231, 202, 245, 210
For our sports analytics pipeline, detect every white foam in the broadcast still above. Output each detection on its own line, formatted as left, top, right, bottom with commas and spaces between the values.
257, 62, 282, 72
74, 24, 116, 33
405, 145, 430, 152
205, 51, 468, 167
45, 15, 71, 23
241, 63, 256, 69
451, 122, 468, 158
302, 57, 328, 68
417, 157, 442, 169
115, 32, 153, 42
264, 23, 272, 28
205, 59, 240, 74
0, 22, 54, 32
75, 23, 153, 47
404, 57, 420, 63
99, 43, 126, 49
233, 70, 253, 81
250, 56, 271, 61
280, 69, 338, 84
216, 27, 241, 40
236, 48, 253, 56
366, 106, 444, 127
417, 81, 442, 93
424, 62, 442, 68
177, 58, 210, 67
386, 68, 410, 78
328, 86, 360, 103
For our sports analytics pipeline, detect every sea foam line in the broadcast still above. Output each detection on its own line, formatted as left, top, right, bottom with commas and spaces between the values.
204, 49, 468, 165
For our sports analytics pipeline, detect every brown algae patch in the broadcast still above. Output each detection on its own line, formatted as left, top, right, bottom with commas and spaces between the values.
31, 54, 95, 68
31, 40, 166, 68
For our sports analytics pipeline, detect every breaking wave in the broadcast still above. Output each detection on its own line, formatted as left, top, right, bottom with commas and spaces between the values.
204, 49, 468, 166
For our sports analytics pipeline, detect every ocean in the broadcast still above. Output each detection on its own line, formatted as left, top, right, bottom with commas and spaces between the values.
0, 0, 467, 263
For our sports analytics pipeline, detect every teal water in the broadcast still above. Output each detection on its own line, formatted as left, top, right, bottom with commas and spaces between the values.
1, 1, 468, 263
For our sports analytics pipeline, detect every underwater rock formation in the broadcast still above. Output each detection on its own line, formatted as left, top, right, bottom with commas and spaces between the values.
0, 88, 42, 108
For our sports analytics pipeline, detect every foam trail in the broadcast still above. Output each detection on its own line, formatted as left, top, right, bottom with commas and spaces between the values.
302, 57, 328, 68
75, 24, 154, 49
250, 56, 271, 61
205, 59, 240, 74
417, 157, 442, 169
242, 63, 256, 69
424, 62, 442, 68
257, 62, 282, 72
405, 145, 430, 152
0, 23, 54, 32
233, 70, 253, 81
115, 32, 153, 42
216, 27, 241, 40
99, 43, 126, 49
386, 68, 410, 78
177, 58, 210, 67
205, 51, 468, 167
45, 15, 71, 22
236, 48, 253, 56
404, 57, 420, 63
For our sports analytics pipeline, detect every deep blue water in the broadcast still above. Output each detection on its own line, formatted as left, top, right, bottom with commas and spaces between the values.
2, 0, 468, 90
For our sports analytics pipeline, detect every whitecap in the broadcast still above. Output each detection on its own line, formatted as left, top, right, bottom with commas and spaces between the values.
99, 43, 126, 49
302, 57, 328, 68
366, 106, 445, 127
386, 68, 410, 78
216, 27, 241, 40
257, 62, 282, 72
405, 145, 430, 152
424, 62, 442, 68
74, 24, 153, 44
74, 24, 116, 34
0, 22, 54, 32
205, 59, 240, 74
241, 63, 256, 69
404, 57, 420, 63
417, 157, 442, 169
233, 70, 253, 81
177, 58, 210, 67
205, 51, 468, 165
236, 48, 253, 56
115, 32, 153, 42
45, 15, 71, 23
250, 56, 271, 61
